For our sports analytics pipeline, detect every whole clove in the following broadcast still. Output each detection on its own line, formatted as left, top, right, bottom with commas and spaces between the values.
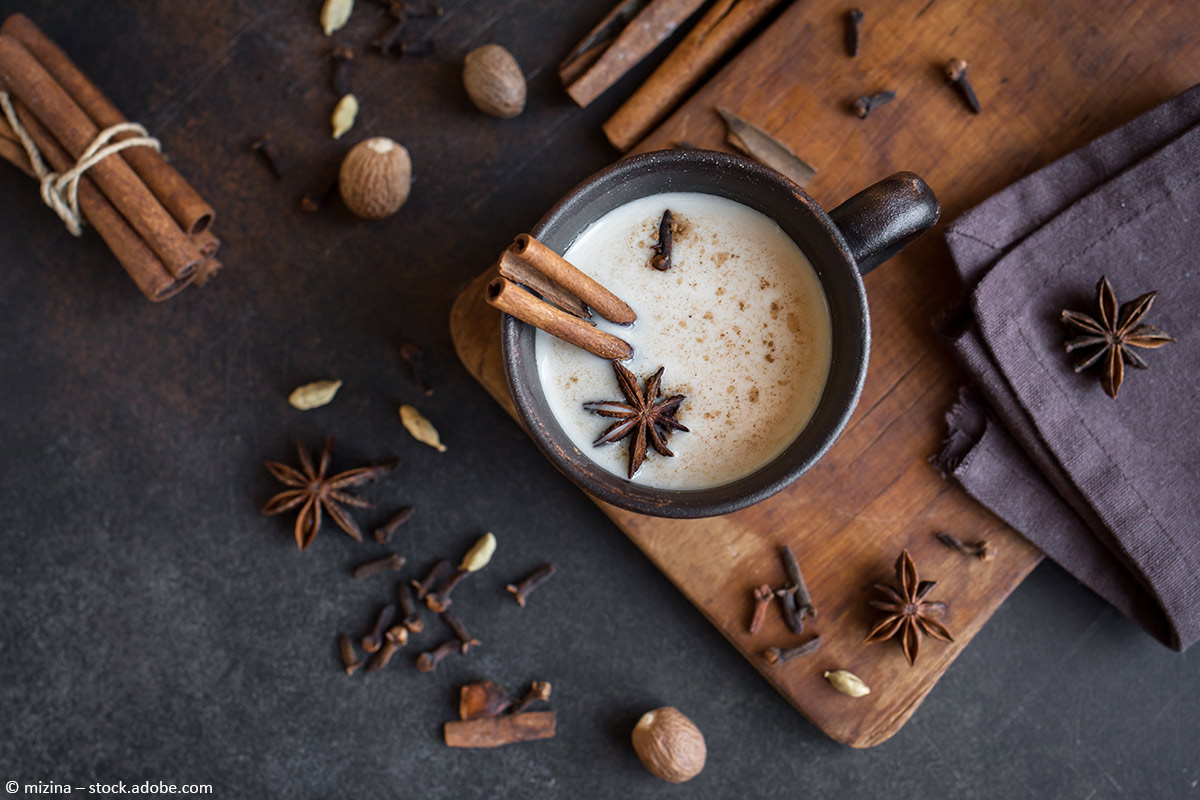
845, 8, 864, 57
506, 564, 556, 606
362, 603, 397, 653
852, 90, 895, 119
426, 568, 469, 612
330, 46, 354, 96
459, 680, 513, 720
251, 134, 284, 179
413, 559, 453, 599
385, 625, 410, 647
650, 209, 674, 270
367, 627, 407, 672
748, 583, 773, 634
776, 545, 817, 634
400, 342, 433, 396
440, 610, 480, 653
509, 681, 552, 714
299, 179, 339, 214
352, 552, 405, 579
936, 531, 996, 561
945, 58, 981, 114
416, 639, 462, 672
399, 40, 436, 57
396, 582, 424, 633
339, 634, 362, 675
761, 636, 821, 665
374, 505, 415, 543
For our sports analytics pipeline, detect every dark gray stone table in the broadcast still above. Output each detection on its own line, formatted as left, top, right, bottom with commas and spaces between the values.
0, 1, 1195, 797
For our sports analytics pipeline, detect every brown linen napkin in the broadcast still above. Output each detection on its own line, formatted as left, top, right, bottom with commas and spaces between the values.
936, 85, 1200, 650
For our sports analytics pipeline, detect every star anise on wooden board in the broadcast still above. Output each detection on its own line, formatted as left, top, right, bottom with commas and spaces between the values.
1061, 275, 1176, 399
863, 550, 954, 666
584, 361, 688, 479
262, 437, 395, 551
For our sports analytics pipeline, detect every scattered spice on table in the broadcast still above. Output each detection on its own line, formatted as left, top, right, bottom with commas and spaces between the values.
367, 627, 407, 672
716, 106, 817, 188
251, 134, 284, 178
374, 505, 414, 543
944, 58, 981, 114
440, 610, 480, 653
339, 634, 362, 675
748, 583, 774, 634
399, 341, 433, 396
362, 603, 397, 653
444, 711, 557, 748
288, 379, 342, 410
400, 404, 447, 452
824, 669, 870, 697
1061, 275, 1176, 398
864, 549, 954, 666
584, 361, 688, 479
506, 563, 556, 606
416, 639, 462, 672
261, 437, 394, 551
761, 636, 820, 665
509, 681, 552, 714
459, 679, 513, 720
852, 90, 895, 119
412, 559, 452, 599
936, 531, 995, 561
396, 581, 424, 633
351, 552, 404, 579
776, 545, 816, 634
844, 8, 864, 57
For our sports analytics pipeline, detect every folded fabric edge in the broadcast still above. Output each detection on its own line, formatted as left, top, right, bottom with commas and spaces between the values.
933, 387, 1181, 650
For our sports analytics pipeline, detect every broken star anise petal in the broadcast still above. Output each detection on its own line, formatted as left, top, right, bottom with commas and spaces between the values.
863, 549, 955, 666
262, 437, 392, 551
583, 361, 689, 479
1061, 275, 1177, 398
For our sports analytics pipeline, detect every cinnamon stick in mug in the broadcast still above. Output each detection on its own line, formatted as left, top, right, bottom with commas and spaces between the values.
2, 14, 215, 234
505, 234, 636, 324
487, 276, 633, 361
8, 100, 186, 301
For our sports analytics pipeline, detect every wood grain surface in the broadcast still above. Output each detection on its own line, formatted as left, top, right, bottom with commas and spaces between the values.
451, 0, 1200, 747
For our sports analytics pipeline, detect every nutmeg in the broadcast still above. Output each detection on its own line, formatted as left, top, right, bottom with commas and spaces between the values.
338, 137, 411, 220
631, 706, 706, 783
462, 44, 526, 118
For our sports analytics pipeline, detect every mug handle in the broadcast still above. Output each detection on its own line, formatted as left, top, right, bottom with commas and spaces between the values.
828, 172, 941, 276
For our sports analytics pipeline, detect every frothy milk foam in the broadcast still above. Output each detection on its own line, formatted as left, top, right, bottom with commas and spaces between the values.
535, 192, 832, 490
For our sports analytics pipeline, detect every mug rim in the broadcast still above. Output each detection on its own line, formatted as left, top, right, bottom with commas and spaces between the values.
500, 148, 869, 518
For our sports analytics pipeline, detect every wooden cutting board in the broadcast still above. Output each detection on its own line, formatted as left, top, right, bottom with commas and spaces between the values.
451, 0, 1200, 747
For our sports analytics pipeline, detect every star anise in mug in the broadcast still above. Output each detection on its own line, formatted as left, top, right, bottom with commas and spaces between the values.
584, 361, 688, 479
863, 549, 954, 666
262, 437, 395, 551
1061, 276, 1176, 398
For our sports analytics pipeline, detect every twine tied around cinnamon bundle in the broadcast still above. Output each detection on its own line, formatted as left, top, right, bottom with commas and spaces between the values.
0, 89, 160, 237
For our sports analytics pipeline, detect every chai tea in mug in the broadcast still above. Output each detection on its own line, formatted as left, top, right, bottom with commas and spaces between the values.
535, 192, 833, 490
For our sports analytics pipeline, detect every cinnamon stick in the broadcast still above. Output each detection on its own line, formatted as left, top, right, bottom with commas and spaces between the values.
498, 248, 590, 319
507, 234, 636, 324
0, 115, 31, 176
2, 14, 215, 234
0, 34, 202, 280
563, 0, 707, 108
486, 277, 633, 361
602, 0, 786, 151
444, 711, 556, 748
5, 99, 186, 301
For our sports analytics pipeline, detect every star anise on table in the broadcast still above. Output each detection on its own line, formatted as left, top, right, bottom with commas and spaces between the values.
583, 361, 689, 479
863, 549, 954, 666
262, 437, 395, 551
1061, 275, 1176, 399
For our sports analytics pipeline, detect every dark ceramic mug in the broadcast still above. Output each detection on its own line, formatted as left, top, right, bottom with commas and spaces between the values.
501, 149, 939, 518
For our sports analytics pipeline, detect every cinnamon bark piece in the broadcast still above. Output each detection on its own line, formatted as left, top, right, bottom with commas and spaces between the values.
444, 711, 557, 748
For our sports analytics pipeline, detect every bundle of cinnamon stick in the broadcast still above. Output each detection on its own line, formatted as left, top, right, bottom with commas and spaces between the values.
0, 14, 219, 302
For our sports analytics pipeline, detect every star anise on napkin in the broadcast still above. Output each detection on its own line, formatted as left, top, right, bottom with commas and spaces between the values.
1061, 275, 1177, 398
262, 437, 395, 551
863, 549, 954, 666
584, 361, 689, 479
